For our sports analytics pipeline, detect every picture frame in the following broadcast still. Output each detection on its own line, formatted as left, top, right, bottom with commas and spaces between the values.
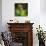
15, 3, 28, 16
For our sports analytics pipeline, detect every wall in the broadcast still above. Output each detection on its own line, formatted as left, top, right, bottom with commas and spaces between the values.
2, 0, 40, 31
40, 0, 46, 13
0, 0, 2, 32
40, 0, 46, 31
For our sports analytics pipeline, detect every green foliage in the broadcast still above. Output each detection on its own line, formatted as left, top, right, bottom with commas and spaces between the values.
36, 25, 45, 41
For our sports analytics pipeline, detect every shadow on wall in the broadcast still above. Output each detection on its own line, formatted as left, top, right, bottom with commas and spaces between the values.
0, 0, 2, 32
40, 0, 46, 13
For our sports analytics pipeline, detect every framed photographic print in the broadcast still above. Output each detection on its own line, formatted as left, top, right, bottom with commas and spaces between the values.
15, 3, 28, 16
